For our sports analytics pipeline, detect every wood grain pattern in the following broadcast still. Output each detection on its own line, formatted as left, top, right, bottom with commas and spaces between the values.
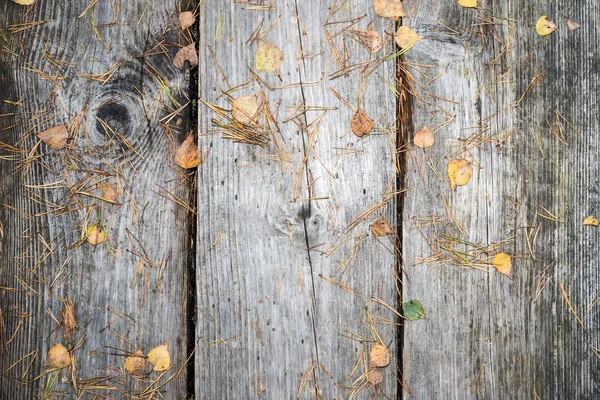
197, 0, 399, 398
402, 1, 600, 398
0, 1, 195, 397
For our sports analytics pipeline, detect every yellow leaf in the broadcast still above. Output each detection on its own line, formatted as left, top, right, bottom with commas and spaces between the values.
351, 110, 374, 137
536, 16, 557, 36
374, 0, 407, 20
12, 0, 35, 5
457, 0, 476, 7
124, 350, 147, 374
46, 344, 71, 369
583, 216, 599, 227
369, 344, 391, 368
147, 344, 170, 371
37, 126, 69, 150
255, 40, 284, 72
492, 253, 512, 278
394, 26, 423, 50
231, 95, 259, 124
413, 125, 434, 148
447, 159, 472, 189
86, 224, 107, 245
174, 134, 201, 169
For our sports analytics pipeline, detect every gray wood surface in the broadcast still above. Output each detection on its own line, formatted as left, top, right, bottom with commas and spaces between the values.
197, 0, 399, 398
0, 1, 195, 398
402, 0, 600, 398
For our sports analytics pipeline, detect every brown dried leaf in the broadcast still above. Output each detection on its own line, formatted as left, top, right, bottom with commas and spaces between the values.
86, 224, 107, 245
371, 219, 393, 237
124, 350, 147, 374
413, 125, 434, 148
179, 11, 196, 29
447, 159, 473, 189
370, 344, 391, 368
356, 23, 383, 54
492, 252, 512, 278
60, 300, 77, 341
174, 134, 201, 169
583, 216, 599, 227
394, 25, 423, 50
46, 344, 71, 369
351, 110, 373, 137
231, 95, 259, 124
147, 343, 170, 371
367, 368, 384, 385
173, 43, 198, 69
255, 40, 284, 72
374, 0, 407, 20
100, 185, 118, 202
567, 19, 580, 32
37, 125, 69, 150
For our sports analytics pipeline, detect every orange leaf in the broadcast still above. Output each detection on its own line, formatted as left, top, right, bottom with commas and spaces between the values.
492, 253, 512, 278
175, 134, 201, 169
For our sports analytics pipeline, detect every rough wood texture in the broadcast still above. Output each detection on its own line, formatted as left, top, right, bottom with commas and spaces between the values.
0, 1, 194, 397
197, 0, 399, 398
402, 1, 600, 398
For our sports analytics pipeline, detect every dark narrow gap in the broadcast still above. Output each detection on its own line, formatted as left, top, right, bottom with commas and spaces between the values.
185, 12, 200, 399
395, 17, 410, 400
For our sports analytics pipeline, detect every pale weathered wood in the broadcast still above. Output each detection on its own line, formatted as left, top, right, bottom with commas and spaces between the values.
402, 1, 600, 398
197, 0, 399, 398
0, 1, 195, 397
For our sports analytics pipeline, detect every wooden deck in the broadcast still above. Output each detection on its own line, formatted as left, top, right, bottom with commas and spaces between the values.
1, 0, 599, 399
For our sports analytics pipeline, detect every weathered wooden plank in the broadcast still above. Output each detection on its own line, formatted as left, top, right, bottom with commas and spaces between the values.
0, 1, 195, 397
197, 0, 399, 398
402, 1, 600, 398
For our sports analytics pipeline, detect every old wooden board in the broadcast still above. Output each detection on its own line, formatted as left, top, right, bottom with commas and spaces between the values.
197, 0, 399, 398
402, 1, 600, 398
0, 1, 196, 398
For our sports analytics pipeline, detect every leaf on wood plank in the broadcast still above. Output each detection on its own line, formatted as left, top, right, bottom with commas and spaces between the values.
369, 344, 391, 367
403, 299, 425, 320
231, 95, 260, 124
394, 25, 423, 50
124, 350, 147, 374
447, 159, 472, 189
100, 184, 118, 202
355, 23, 384, 54
583, 216, 599, 227
147, 343, 170, 371
11, 0, 35, 5
46, 344, 71, 369
367, 368, 384, 384
567, 19, 580, 32
255, 40, 284, 72
371, 218, 393, 237
536, 16, 557, 36
175, 134, 202, 169
179, 11, 196, 29
413, 125, 434, 148
173, 43, 198, 69
37, 125, 69, 150
492, 252, 512, 278
60, 300, 77, 341
457, 0, 476, 8
351, 110, 374, 137
374, 0, 407, 20
86, 224, 107, 245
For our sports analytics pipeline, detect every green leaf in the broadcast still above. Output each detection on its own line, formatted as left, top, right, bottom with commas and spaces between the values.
403, 299, 425, 321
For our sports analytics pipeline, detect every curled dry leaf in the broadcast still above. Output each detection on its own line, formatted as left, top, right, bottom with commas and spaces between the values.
457, 0, 476, 7
394, 25, 423, 50
147, 343, 170, 371
492, 252, 512, 278
351, 110, 374, 137
231, 95, 259, 124
567, 19, 580, 32
371, 218, 393, 237
124, 350, 147, 374
86, 224, 107, 245
173, 43, 198, 69
12, 0, 35, 4
179, 11, 196, 29
447, 159, 472, 189
60, 300, 77, 341
367, 368, 384, 385
536, 16, 557, 36
100, 184, 118, 202
583, 216, 599, 227
255, 40, 284, 72
369, 344, 391, 368
374, 0, 407, 20
46, 344, 71, 369
355, 24, 383, 54
413, 125, 434, 148
175, 134, 202, 169
37, 125, 69, 150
